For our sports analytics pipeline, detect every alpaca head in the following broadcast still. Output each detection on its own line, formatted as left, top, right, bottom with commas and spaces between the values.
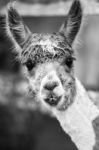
6, 0, 82, 111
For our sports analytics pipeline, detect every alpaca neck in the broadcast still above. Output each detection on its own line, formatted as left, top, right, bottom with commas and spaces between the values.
53, 78, 99, 150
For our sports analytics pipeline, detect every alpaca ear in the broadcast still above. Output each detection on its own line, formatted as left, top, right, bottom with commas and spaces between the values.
59, 0, 82, 45
6, 3, 31, 50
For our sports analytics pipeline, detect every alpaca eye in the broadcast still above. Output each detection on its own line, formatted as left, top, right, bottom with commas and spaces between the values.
65, 57, 74, 68
26, 60, 35, 71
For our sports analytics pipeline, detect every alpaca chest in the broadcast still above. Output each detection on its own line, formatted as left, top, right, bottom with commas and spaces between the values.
58, 107, 96, 150
54, 79, 99, 150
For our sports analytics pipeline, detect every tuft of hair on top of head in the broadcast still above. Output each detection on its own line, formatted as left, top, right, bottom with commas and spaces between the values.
5, 2, 32, 54
59, 0, 82, 46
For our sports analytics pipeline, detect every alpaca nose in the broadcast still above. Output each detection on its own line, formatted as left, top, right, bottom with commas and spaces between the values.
44, 82, 58, 91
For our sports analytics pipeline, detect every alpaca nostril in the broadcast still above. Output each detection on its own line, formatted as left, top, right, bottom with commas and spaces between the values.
44, 82, 58, 91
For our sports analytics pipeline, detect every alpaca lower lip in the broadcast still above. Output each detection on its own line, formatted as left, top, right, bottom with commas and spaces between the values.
44, 95, 61, 106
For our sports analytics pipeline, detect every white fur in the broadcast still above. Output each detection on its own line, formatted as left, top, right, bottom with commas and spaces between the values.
52, 78, 99, 150
40, 39, 57, 55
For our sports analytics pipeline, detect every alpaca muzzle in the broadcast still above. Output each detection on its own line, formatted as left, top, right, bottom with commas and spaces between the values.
44, 93, 62, 106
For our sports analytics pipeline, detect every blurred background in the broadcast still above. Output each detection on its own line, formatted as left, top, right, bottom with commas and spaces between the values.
0, 0, 98, 150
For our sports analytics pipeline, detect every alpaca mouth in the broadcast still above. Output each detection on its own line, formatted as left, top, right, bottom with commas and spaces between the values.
44, 94, 62, 106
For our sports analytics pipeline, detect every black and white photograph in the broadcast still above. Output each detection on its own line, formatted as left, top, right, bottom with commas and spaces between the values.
0, 0, 99, 150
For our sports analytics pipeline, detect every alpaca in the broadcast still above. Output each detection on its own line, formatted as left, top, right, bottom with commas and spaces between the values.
5, 0, 99, 150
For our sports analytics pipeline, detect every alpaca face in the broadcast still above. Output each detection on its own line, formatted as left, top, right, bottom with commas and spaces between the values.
21, 33, 76, 110
6, 0, 82, 110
